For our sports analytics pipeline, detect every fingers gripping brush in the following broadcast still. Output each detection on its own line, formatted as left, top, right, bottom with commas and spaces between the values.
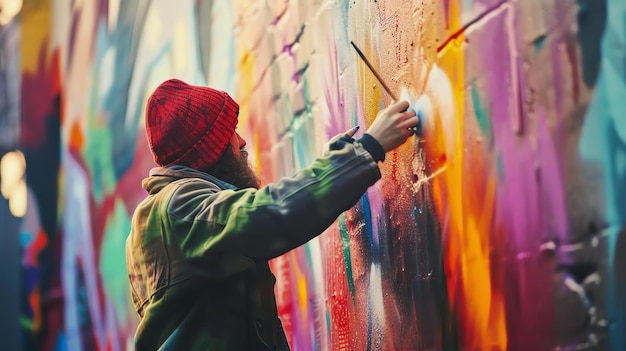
351, 41, 431, 137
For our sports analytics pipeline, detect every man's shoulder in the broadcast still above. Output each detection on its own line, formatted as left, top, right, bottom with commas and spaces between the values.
169, 176, 224, 192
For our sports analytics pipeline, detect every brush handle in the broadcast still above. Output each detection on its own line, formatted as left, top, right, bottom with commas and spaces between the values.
350, 41, 398, 101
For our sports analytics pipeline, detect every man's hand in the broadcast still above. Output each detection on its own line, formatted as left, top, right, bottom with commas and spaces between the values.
366, 101, 419, 152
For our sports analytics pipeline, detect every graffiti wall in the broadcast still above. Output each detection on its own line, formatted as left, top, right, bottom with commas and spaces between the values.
2, 0, 624, 350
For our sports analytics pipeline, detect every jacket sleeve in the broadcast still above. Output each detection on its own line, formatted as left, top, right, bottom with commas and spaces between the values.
164, 137, 382, 261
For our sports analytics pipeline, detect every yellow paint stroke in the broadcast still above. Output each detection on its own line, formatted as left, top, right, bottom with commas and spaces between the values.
353, 40, 383, 129
21, 0, 51, 73
424, 4, 508, 348
233, 0, 259, 106
349, 0, 383, 125
236, 39, 261, 170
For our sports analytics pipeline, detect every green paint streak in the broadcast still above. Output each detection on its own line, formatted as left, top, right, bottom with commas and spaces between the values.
534, 34, 547, 52
84, 127, 117, 202
302, 77, 312, 112
83, 79, 117, 203
338, 214, 355, 298
471, 83, 493, 144
325, 310, 331, 338
20, 316, 32, 329
83, 126, 116, 202
98, 198, 133, 327
291, 77, 316, 170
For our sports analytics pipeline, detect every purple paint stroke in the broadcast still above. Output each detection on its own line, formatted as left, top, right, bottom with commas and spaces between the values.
491, 75, 549, 351
465, 5, 540, 350
366, 182, 385, 249
537, 108, 569, 243
476, 4, 569, 349
479, 0, 568, 251
272, 0, 289, 26
496, 128, 541, 251
494, 118, 548, 351
282, 24, 306, 55
492, 103, 568, 351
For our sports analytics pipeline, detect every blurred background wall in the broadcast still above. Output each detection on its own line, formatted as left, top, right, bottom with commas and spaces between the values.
1, 0, 624, 350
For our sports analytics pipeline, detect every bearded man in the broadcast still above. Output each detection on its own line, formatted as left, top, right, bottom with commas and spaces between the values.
126, 78, 419, 350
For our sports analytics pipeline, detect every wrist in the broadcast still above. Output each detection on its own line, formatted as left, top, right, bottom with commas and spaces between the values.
357, 133, 385, 162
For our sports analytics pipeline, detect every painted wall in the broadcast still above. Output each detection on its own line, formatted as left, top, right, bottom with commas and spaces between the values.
2, 0, 624, 350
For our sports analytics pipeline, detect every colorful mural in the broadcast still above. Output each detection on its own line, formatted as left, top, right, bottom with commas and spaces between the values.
2, 0, 624, 350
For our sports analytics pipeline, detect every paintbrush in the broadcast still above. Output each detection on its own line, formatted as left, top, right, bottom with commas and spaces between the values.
350, 41, 427, 136
350, 41, 398, 101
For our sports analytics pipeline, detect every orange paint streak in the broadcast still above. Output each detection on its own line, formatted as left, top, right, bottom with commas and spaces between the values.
236, 48, 274, 183
69, 120, 85, 152
423, 13, 507, 349
29, 291, 41, 331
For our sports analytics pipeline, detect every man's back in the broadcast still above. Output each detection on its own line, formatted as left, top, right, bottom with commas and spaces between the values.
126, 168, 287, 350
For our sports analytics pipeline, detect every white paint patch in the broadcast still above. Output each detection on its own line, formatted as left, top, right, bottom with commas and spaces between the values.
423, 64, 458, 160
108, 0, 120, 32
368, 263, 386, 333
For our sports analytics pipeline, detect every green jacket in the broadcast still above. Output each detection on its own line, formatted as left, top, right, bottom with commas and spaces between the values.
126, 135, 382, 350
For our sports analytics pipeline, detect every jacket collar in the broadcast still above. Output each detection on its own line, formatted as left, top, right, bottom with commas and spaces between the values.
143, 165, 237, 194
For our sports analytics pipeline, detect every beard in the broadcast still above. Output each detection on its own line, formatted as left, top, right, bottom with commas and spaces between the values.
206, 145, 261, 189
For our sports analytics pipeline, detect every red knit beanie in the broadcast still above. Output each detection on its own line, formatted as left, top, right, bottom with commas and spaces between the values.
145, 79, 239, 170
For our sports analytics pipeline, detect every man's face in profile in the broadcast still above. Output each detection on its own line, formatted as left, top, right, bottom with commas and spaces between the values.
207, 132, 261, 190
